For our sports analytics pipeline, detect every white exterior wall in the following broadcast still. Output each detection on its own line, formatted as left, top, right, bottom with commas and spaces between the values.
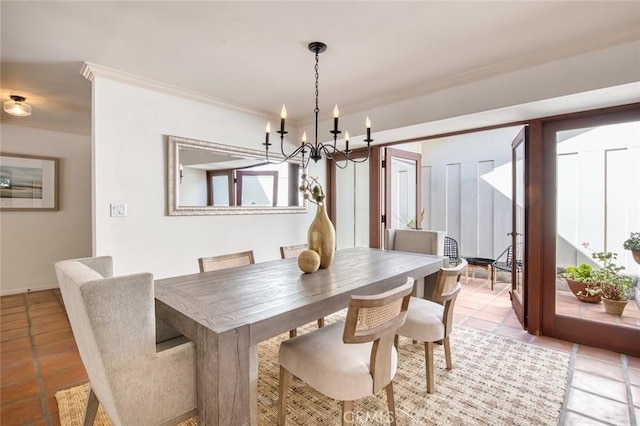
410, 126, 523, 259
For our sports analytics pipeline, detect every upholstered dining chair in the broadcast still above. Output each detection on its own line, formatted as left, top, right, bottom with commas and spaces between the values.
384, 228, 446, 257
385, 228, 446, 300
198, 250, 255, 272
394, 259, 467, 394
278, 278, 414, 426
280, 243, 325, 338
54, 256, 196, 425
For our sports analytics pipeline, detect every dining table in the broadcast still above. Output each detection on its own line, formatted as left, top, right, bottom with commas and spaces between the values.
154, 247, 445, 426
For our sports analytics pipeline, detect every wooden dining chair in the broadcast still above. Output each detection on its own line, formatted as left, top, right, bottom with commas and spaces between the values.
278, 278, 413, 426
279, 243, 309, 260
279, 244, 325, 338
198, 250, 255, 272
394, 259, 467, 393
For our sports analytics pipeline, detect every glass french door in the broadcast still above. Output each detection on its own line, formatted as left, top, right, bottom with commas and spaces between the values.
542, 106, 640, 357
511, 128, 527, 328
384, 148, 422, 240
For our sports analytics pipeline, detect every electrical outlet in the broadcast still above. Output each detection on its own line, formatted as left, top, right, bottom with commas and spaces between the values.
110, 203, 127, 217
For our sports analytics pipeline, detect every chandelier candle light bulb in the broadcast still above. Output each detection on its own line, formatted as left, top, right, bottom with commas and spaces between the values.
280, 105, 287, 133
265, 122, 270, 146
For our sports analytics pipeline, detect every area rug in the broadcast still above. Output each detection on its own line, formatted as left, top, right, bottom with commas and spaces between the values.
56, 314, 570, 425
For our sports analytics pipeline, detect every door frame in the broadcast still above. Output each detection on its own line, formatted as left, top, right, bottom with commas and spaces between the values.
510, 127, 527, 328
539, 104, 640, 356
384, 148, 422, 237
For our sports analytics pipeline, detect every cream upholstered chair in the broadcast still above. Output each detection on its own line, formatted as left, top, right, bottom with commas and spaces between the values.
198, 250, 255, 272
278, 278, 414, 426
54, 256, 196, 426
395, 259, 467, 393
385, 228, 446, 300
384, 228, 445, 257
280, 244, 324, 338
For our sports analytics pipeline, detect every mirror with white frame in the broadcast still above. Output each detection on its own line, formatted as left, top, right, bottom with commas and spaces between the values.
167, 135, 306, 215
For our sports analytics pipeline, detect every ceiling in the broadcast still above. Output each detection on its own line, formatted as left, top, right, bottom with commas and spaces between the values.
1, 1, 639, 136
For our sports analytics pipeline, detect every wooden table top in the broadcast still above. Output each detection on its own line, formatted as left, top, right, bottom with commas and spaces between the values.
155, 247, 444, 344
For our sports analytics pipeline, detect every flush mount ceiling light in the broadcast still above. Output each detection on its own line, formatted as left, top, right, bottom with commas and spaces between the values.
4, 95, 32, 117
263, 42, 372, 169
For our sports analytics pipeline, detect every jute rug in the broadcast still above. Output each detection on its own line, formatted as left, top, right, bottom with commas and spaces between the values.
56, 313, 570, 425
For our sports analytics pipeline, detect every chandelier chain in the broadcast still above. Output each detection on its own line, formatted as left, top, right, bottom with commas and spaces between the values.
314, 51, 320, 114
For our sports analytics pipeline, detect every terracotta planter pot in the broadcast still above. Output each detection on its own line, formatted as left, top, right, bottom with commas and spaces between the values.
566, 279, 601, 303
602, 298, 628, 316
632, 250, 640, 265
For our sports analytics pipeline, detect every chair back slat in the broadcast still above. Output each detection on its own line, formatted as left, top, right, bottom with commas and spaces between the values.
198, 250, 255, 272
432, 259, 467, 303
279, 244, 308, 259
355, 298, 403, 332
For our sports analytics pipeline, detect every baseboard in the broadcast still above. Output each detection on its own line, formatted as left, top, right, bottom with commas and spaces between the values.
0, 283, 59, 296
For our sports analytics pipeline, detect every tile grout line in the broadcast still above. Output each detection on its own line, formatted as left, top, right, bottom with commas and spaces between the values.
621, 354, 638, 426
558, 343, 578, 425
25, 293, 53, 426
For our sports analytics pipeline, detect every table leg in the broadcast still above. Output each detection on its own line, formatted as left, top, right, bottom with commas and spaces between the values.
250, 345, 258, 426
195, 323, 251, 426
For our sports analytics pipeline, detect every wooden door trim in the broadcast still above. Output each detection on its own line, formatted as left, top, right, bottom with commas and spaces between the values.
539, 104, 640, 356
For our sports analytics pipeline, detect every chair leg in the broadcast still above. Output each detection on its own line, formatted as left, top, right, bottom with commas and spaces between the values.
424, 341, 435, 393
289, 328, 297, 338
82, 385, 99, 426
394, 334, 399, 349
342, 400, 354, 425
317, 317, 325, 328
444, 336, 453, 370
278, 366, 290, 425
385, 382, 397, 426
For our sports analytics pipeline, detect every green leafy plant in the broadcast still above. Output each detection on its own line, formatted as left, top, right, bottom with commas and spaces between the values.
299, 174, 325, 205
562, 263, 594, 282
580, 243, 633, 301
623, 232, 640, 251
406, 208, 425, 229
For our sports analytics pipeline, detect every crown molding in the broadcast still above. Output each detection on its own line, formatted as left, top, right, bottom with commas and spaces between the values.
80, 62, 270, 119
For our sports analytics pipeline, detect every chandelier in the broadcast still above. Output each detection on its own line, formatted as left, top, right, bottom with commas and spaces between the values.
263, 42, 372, 169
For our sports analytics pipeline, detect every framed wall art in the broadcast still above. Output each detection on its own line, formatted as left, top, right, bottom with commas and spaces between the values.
0, 153, 59, 211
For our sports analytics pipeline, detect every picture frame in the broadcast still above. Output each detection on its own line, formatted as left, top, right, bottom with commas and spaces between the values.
0, 153, 59, 211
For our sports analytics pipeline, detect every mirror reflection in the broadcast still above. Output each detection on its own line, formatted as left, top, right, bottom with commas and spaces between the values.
167, 136, 306, 215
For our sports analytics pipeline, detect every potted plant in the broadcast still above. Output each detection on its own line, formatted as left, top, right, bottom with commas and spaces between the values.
587, 249, 633, 316
623, 232, 640, 265
562, 264, 601, 303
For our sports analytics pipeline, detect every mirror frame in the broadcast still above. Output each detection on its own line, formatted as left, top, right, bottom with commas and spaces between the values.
167, 135, 307, 215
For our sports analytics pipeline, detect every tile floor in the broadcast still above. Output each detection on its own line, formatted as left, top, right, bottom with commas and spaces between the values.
1, 277, 639, 425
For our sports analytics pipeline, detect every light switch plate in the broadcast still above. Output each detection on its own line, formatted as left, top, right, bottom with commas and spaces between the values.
110, 203, 127, 217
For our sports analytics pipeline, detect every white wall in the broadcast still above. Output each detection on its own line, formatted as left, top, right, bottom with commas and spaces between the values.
0, 124, 91, 294
409, 126, 523, 259
92, 77, 319, 278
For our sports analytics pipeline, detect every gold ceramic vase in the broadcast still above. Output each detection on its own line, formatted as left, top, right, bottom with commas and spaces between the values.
308, 204, 336, 269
